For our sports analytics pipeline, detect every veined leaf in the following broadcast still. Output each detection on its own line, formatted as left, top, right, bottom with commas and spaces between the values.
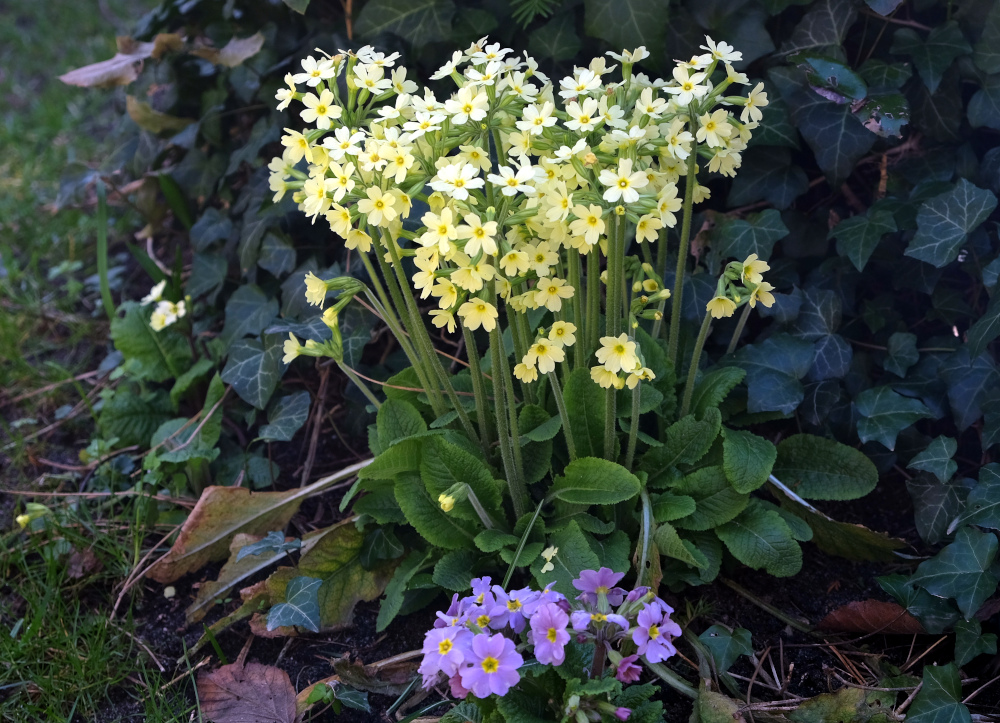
355, 0, 456, 48
267, 576, 322, 632
855, 386, 934, 450
904, 178, 997, 268
910, 526, 999, 619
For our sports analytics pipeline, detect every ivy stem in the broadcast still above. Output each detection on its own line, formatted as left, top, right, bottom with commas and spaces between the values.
336, 361, 382, 409
680, 312, 713, 418
667, 112, 702, 362
726, 303, 752, 355
624, 383, 641, 471
462, 326, 493, 454
548, 371, 577, 461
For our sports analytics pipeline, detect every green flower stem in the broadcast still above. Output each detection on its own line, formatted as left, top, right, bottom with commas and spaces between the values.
371, 242, 446, 414
462, 325, 494, 453
509, 308, 534, 405
624, 383, 641, 470
547, 371, 577, 461
604, 386, 617, 462
382, 232, 479, 445
680, 311, 713, 418
586, 250, 600, 359
651, 228, 668, 339
636, 488, 653, 589
667, 115, 702, 363
645, 663, 698, 700
568, 250, 584, 368
727, 303, 752, 355
336, 360, 382, 409
489, 320, 529, 519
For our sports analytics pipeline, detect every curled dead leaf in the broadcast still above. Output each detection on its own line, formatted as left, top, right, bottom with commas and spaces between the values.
126, 96, 195, 134
191, 33, 265, 68
817, 599, 925, 635
58, 33, 184, 88
66, 548, 102, 579
198, 662, 296, 723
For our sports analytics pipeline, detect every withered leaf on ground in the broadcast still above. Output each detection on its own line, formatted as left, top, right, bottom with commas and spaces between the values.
58, 34, 182, 87
191, 33, 265, 67
198, 661, 296, 723
66, 548, 103, 579
817, 599, 925, 635
126, 96, 195, 134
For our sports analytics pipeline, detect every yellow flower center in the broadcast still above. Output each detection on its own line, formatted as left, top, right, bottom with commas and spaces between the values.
705, 121, 716, 131
438, 225, 448, 235
463, 103, 473, 114
316, 104, 327, 115
454, 179, 465, 187
613, 344, 626, 355
474, 228, 485, 238
682, 82, 693, 91
580, 115, 591, 124
507, 599, 521, 611
477, 614, 491, 628
476, 303, 487, 312
438, 639, 453, 654
481, 656, 499, 673
618, 179, 629, 189
649, 624, 660, 639
374, 199, 385, 210
547, 627, 559, 643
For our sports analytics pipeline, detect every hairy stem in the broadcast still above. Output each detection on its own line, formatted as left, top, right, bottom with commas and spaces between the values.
667, 115, 702, 364
624, 383, 641, 470
548, 371, 577, 461
727, 303, 752, 355
680, 312, 713, 418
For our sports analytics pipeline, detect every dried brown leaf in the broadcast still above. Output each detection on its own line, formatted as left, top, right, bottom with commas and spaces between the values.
817, 599, 925, 635
146, 486, 303, 583
66, 548, 102, 579
151, 33, 185, 59
186, 533, 287, 624
126, 96, 195, 134
191, 33, 265, 68
59, 40, 151, 88
198, 662, 296, 723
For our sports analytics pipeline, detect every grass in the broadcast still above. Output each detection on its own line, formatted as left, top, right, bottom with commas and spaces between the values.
0, 1, 200, 720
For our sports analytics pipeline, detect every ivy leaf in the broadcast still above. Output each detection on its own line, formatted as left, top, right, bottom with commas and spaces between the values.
865, 0, 903, 16
908, 436, 958, 484
698, 625, 753, 674
258, 233, 296, 278
190, 207, 232, 251
792, 53, 868, 103
885, 332, 919, 377
672, 467, 750, 532
781, 0, 856, 54
793, 287, 841, 340
855, 386, 934, 450
722, 428, 777, 494
794, 100, 876, 185
527, 12, 580, 61
909, 526, 999, 619
548, 457, 641, 506
712, 209, 789, 261
355, 0, 456, 48
773, 434, 878, 501
952, 465, 1000, 531
904, 179, 998, 267
188, 252, 227, 304
906, 475, 967, 546
890, 22, 971, 94
879, 574, 962, 634
583, 0, 665, 55
727, 148, 809, 211
236, 531, 301, 562
808, 334, 852, 381
829, 208, 897, 272
968, 75, 1000, 130
973, 2, 1000, 74
968, 293, 1000, 358
941, 348, 1000, 430
907, 664, 972, 723
221, 336, 284, 410
716, 500, 803, 577
258, 391, 311, 443
954, 619, 998, 667
267, 575, 321, 632
730, 334, 814, 414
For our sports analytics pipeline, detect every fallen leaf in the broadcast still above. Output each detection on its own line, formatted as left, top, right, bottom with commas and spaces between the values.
147, 486, 302, 583
334, 655, 419, 697
191, 33, 265, 68
788, 686, 896, 723
59, 42, 150, 87
818, 599, 925, 635
151, 33, 185, 59
66, 548, 102, 579
126, 96, 195, 134
198, 662, 296, 723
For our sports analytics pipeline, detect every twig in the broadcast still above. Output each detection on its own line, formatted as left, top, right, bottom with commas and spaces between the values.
720, 577, 814, 634
300, 365, 330, 487
896, 682, 922, 714
3, 488, 194, 508
747, 646, 772, 709
123, 629, 166, 672
110, 522, 184, 619
159, 657, 211, 692
859, 7, 932, 30
963, 674, 1000, 704
901, 636, 947, 673
5, 369, 103, 405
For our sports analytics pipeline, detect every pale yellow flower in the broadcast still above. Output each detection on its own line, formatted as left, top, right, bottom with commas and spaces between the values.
749, 281, 776, 309
741, 254, 769, 284
707, 296, 737, 319
524, 338, 565, 374
514, 362, 538, 383
304, 272, 328, 306
596, 334, 639, 373
458, 299, 499, 332
548, 321, 577, 347
282, 333, 302, 364
534, 277, 574, 312
591, 366, 623, 389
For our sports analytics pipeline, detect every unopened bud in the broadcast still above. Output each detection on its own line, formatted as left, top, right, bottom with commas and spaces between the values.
583, 152, 598, 167
632, 281, 643, 293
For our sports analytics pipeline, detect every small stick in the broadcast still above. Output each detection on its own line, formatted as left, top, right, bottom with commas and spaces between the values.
901, 636, 948, 673
896, 682, 922, 715
962, 674, 1000, 705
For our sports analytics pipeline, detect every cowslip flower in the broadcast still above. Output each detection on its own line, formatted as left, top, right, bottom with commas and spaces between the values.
430, 309, 457, 333
749, 281, 776, 308
140, 280, 166, 306
282, 333, 302, 364
459, 633, 523, 698
304, 272, 329, 306
565, 97, 600, 132
430, 162, 485, 201
599, 158, 648, 204
488, 163, 536, 197
741, 82, 769, 123
572, 567, 627, 606
697, 109, 734, 148
529, 603, 570, 666
635, 214, 663, 243
300, 89, 341, 129
458, 300, 498, 332
292, 55, 334, 86
548, 321, 576, 347
150, 300, 185, 331
741, 253, 769, 284
515, 101, 556, 136
457, 214, 499, 256
275, 73, 296, 111
596, 335, 639, 374
534, 277, 574, 312
523, 338, 565, 374
707, 295, 737, 319
514, 362, 538, 383
353, 64, 392, 93
444, 86, 489, 124
626, 366, 655, 390
664, 66, 708, 106
322, 126, 365, 160
591, 366, 624, 389
539, 545, 559, 574
569, 204, 606, 246
357, 186, 397, 227
499, 249, 530, 277
702, 36, 742, 64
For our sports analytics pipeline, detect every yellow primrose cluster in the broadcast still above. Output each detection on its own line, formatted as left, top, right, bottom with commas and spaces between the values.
269, 36, 767, 388
706, 253, 776, 319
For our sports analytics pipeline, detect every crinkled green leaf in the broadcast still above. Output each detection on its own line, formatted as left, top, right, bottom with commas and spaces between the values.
653, 522, 707, 569
773, 434, 878, 500
377, 398, 427, 450
672, 466, 750, 531
376, 550, 429, 632
433, 549, 478, 592
111, 301, 192, 382
722, 428, 776, 493
530, 521, 600, 597
563, 367, 605, 459
690, 367, 746, 419
639, 408, 722, 485
548, 457, 641, 506
716, 500, 803, 577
